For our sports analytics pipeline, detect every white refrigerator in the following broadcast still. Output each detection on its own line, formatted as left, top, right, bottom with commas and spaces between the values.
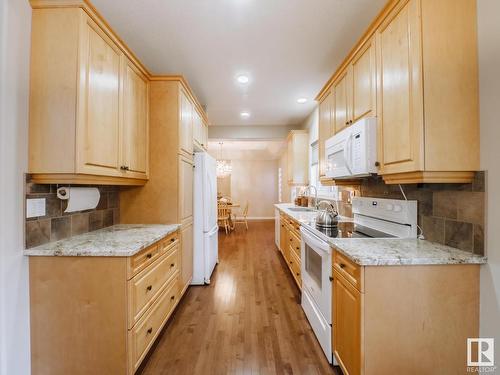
192, 152, 219, 284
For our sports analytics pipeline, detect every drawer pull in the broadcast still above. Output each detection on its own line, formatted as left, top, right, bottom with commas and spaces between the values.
170, 295, 175, 301
146, 285, 152, 292
296, 273, 300, 276
296, 247, 299, 250
170, 263, 175, 268
289, 239, 292, 242
146, 253, 152, 259
170, 238, 175, 242
339, 263, 346, 269
289, 260, 292, 264
147, 327, 153, 334
329, 276, 334, 282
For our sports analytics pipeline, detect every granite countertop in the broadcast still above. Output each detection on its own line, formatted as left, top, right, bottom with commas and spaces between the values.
274, 203, 353, 225
329, 237, 487, 266
24, 224, 180, 257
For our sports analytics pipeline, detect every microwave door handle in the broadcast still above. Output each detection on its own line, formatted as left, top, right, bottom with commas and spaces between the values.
343, 134, 352, 173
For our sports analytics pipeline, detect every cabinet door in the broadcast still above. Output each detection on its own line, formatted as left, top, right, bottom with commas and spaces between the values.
352, 38, 376, 122
192, 110, 203, 148
179, 156, 193, 222
180, 223, 193, 293
286, 136, 293, 183
334, 69, 351, 133
376, 0, 424, 174
334, 270, 362, 375
318, 90, 333, 178
179, 89, 193, 155
122, 58, 148, 177
77, 18, 121, 175
279, 217, 287, 255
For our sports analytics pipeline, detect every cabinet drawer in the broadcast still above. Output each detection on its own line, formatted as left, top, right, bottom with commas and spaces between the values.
289, 249, 302, 288
287, 218, 301, 235
128, 245, 179, 328
333, 250, 363, 292
289, 232, 301, 259
128, 231, 179, 279
128, 273, 179, 372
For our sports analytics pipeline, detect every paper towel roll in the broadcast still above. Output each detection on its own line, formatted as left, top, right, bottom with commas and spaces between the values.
57, 187, 100, 213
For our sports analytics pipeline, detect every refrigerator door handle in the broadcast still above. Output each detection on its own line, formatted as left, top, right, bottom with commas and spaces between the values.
207, 225, 219, 236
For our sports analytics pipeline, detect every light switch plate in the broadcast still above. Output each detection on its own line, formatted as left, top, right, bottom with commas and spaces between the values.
26, 198, 46, 218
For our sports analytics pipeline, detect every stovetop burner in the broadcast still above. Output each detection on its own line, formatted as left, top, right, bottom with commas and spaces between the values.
311, 221, 396, 239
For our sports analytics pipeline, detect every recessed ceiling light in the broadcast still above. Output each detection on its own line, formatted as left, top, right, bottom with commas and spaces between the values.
297, 97, 308, 104
240, 111, 251, 118
237, 75, 250, 84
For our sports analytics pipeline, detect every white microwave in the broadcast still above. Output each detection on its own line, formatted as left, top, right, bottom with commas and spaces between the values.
324, 117, 378, 179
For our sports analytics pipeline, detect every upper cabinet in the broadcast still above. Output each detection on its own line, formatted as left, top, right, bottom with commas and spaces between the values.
316, 0, 479, 184
318, 90, 333, 179
29, 5, 149, 184
122, 59, 149, 177
179, 88, 194, 156
287, 130, 309, 186
193, 108, 208, 151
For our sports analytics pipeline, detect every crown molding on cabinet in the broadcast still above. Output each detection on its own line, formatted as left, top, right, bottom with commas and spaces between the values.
29, 0, 209, 124
315, 0, 399, 101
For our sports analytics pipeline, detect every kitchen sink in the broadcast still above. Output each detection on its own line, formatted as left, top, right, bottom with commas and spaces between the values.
288, 207, 316, 212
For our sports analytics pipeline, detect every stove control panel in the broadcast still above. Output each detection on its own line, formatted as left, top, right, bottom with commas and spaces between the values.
352, 197, 417, 226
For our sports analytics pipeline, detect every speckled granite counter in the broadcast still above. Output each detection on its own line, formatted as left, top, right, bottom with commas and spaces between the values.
24, 224, 180, 257
274, 203, 353, 224
329, 237, 487, 266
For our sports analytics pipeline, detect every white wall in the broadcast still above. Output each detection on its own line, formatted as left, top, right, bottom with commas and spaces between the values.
230, 159, 278, 219
0, 0, 32, 374
477, 0, 500, 351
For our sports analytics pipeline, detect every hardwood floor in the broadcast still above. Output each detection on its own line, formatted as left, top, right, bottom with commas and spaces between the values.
139, 221, 341, 375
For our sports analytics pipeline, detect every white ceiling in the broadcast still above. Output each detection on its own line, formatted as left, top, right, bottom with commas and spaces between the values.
93, 0, 386, 127
207, 140, 286, 160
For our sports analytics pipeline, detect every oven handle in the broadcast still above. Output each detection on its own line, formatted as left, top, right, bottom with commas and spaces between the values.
300, 227, 331, 254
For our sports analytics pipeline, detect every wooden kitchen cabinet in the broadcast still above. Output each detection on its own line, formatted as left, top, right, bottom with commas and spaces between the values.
333, 69, 350, 134
29, 231, 181, 375
315, 0, 479, 184
122, 58, 149, 177
180, 222, 194, 294
351, 38, 376, 123
318, 90, 333, 179
286, 130, 309, 185
28, 4, 149, 185
179, 156, 194, 222
179, 87, 194, 156
193, 108, 208, 151
376, 0, 479, 183
277, 211, 302, 290
333, 270, 362, 375
331, 249, 480, 375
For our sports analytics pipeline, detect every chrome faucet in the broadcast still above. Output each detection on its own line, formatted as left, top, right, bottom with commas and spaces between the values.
304, 185, 318, 209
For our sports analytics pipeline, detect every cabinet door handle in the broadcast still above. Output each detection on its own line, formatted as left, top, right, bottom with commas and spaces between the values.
147, 327, 153, 334
296, 247, 300, 250
146, 285, 152, 291
171, 238, 175, 242
120, 165, 127, 171
329, 276, 334, 282
296, 273, 300, 276
345, 121, 349, 125
339, 263, 346, 269
349, 120, 353, 124
170, 263, 175, 268
170, 295, 175, 300
375, 161, 380, 167
146, 253, 152, 259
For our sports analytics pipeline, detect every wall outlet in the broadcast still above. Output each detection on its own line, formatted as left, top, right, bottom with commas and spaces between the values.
26, 198, 46, 218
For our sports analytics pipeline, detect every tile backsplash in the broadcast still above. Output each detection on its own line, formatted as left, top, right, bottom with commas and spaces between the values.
306, 172, 485, 255
357, 172, 485, 255
25, 175, 120, 248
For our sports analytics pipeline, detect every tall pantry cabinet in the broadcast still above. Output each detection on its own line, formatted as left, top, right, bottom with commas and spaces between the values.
120, 78, 207, 295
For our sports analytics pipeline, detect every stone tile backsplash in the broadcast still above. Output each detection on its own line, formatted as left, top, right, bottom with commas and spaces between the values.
25, 175, 120, 248
356, 172, 485, 255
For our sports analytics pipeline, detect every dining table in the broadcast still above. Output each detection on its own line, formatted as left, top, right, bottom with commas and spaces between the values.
218, 201, 240, 231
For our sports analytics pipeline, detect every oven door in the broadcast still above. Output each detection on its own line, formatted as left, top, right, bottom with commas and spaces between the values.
324, 130, 353, 179
300, 227, 332, 323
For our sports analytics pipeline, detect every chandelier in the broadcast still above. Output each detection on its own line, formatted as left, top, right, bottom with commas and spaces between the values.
216, 142, 232, 178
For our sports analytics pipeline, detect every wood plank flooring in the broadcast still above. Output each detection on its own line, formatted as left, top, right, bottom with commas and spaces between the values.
139, 221, 341, 375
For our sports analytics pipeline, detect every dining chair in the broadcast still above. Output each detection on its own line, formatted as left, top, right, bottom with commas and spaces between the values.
217, 202, 231, 235
233, 201, 249, 230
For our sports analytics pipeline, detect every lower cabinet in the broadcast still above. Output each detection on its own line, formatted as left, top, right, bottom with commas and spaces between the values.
331, 249, 480, 375
333, 270, 361, 375
29, 230, 183, 375
277, 211, 302, 289
180, 222, 194, 294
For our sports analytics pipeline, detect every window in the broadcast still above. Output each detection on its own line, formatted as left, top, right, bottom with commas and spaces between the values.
310, 141, 333, 198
